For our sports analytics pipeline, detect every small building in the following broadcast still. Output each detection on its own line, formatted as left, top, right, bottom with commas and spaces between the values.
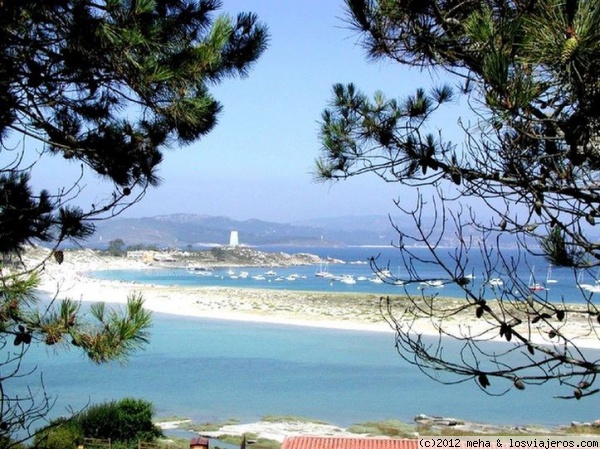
281, 437, 418, 449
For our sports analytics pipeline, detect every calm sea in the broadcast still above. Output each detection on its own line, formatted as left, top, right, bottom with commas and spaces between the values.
8, 246, 599, 434
11, 313, 599, 431
93, 245, 596, 302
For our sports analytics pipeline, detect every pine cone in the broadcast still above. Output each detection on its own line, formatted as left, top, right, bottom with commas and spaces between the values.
561, 36, 578, 64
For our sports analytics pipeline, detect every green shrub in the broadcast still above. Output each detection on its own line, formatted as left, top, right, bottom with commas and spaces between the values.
0, 436, 26, 449
76, 398, 163, 444
33, 418, 83, 449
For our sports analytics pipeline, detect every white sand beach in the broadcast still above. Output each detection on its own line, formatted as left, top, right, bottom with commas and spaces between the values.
35, 249, 391, 333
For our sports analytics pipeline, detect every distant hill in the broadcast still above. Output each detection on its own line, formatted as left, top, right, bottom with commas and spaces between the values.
86, 214, 403, 249
291, 215, 398, 233
84, 213, 600, 251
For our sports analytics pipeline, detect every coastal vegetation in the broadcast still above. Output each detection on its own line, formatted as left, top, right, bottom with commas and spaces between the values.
0, 0, 268, 446
317, 0, 600, 398
34, 398, 162, 449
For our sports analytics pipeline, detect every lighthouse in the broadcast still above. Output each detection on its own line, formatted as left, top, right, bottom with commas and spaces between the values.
229, 230, 239, 247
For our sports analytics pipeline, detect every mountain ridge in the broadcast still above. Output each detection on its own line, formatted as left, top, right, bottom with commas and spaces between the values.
87, 214, 403, 249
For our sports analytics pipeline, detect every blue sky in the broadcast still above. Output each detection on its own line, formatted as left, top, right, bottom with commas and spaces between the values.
28, 0, 467, 223
143, 0, 454, 223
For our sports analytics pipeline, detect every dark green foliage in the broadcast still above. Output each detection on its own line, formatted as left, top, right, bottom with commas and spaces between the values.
318, 1, 600, 270
0, 0, 269, 255
0, 173, 54, 253
126, 243, 159, 251
108, 238, 127, 256
1, 275, 154, 445
34, 399, 161, 448
76, 398, 163, 444
33, 418, 83, 449
0, 174, 95, 254
0, 437, 25, 449
539, 225, 583, 267
77, 294, 152, 364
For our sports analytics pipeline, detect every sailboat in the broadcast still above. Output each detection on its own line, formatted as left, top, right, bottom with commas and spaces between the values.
546, 264, 558, 284
488, 277, 503, 286
578, 269, 600, 293
315, 262, 331, 278
528, 267, 545, 292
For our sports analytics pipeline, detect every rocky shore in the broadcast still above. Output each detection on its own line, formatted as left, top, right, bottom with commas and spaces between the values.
134, 245, 341, 268
157, 413, 600, 444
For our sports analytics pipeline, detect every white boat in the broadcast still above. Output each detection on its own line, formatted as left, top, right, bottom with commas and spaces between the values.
529, 283, 544, 292
188, 268, 213, 276
315, 262, 330, 277
264, 270, 277, 276
187, 265, 213, 273
369, 277, 383, 284
419, 280, 444, 288
251, 274, 266, 281
546, 264, 558, 284
339, 275, 356, 284
528, 268, 545, 292
577, 270, 596, 291
391, 267, 404, 285
426, 280, 444, 288
488, 278, 504, 286
379, 269, 393, 279
581, 282, 600, 293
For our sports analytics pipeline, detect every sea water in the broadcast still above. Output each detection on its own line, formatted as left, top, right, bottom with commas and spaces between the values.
7, 245, 600, 432
10, 313, 600, 429
92, 246, 598, 303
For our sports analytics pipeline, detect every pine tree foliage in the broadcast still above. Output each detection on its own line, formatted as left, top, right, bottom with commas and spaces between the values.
317, 0, 600, 398
0, 1, 268, 445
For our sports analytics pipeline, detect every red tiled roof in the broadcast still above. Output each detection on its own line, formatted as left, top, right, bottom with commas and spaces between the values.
281, 436, 418, 449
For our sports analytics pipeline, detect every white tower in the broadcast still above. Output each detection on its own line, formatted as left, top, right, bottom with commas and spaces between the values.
229, 230, 239, 247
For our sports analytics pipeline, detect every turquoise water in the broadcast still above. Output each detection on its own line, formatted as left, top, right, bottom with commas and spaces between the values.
10, 312, 599, 429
